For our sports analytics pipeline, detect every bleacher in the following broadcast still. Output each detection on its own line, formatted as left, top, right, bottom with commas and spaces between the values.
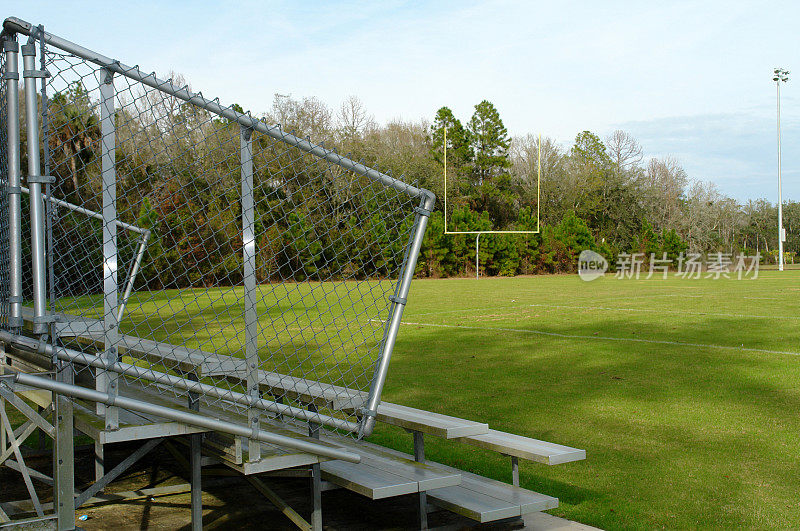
3, 308, 586, 528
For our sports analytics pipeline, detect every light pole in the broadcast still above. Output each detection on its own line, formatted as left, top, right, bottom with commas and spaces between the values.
774, 67, 790, 271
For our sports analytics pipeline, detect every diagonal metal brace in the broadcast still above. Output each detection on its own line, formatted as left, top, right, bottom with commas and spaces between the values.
0, 375, 14, 388
248, 476, 312, 531
74, 437, 164, 507
0, 405, 43, 516
0, 385, 55, 438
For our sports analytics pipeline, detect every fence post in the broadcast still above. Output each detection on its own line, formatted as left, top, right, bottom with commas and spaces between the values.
99, 68, 119, 430
3, 38, 22, 331
361, 193, 435, 436
54, 363, 76, 530
23, 36, 77, 531
241, 126, 259, 461
21, 42, 47, 335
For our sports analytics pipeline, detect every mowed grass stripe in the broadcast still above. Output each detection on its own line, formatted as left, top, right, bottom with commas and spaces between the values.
411, 301, 800, 321
393, 320, 800, 357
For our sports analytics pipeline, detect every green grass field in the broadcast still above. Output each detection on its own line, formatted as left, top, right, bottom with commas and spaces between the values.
368, 271, 800, 529
8, 270, 800, 528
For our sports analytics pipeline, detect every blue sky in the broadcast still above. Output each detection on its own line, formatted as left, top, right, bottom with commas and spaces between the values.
8, 1, 799, 201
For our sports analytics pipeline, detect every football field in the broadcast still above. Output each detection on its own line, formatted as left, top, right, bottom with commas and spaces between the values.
369, 270, 800, 529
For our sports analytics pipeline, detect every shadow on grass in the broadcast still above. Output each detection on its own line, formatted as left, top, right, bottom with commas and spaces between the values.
376, 313, 800, 528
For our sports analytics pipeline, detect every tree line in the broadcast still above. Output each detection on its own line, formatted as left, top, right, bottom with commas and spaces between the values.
17, 77, 796, 292
303, 94, 793, 276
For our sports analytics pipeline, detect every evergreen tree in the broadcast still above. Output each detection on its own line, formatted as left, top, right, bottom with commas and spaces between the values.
467, 100, 510, 185
430, 106, 471, 169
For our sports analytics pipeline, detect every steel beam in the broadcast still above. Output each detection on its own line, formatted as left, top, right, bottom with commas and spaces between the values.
75, 437, 162, 508
0, 386, 54, 438
53, 366, 75, 530
188, 373, 202, 530
2, 38, 21, 330
0, 330, 358, 432
0, 406, 42, 516
311, 463, 322, 531
99, 68, 119, 429
21, 42, 47, 335
241, 126, 259, 462
413, 430, 428, 530
511, 455, 519, 487
362, 197, 433, 436
1, 372, 361, 463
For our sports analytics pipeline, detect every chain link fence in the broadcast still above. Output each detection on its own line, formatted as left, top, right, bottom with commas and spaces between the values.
1, 21, 434, 441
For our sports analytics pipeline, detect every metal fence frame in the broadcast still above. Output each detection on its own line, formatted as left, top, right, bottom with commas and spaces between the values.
1, 16, 433, 446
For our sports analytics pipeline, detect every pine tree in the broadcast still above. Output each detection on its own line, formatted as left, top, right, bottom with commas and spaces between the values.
467, 100, 510, 185
430, 106, 471, 170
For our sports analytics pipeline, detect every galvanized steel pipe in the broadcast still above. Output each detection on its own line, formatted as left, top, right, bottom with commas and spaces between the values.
2, 371, 360, 463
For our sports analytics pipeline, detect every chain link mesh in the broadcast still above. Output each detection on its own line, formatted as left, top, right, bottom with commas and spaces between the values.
0, 39, 429, 439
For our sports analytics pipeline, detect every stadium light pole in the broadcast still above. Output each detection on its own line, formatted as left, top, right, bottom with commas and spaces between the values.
774, 68, 789, 271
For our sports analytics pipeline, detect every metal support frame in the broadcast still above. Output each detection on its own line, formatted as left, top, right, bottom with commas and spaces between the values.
0, 386, 54, 437
99, 67, 119, 430
21, 42, 47, 335
3, 38, 22, 330
311, 463, 322, 531
1, 330, 358, 432
75, 437, 163, 508
94, 441, 104, 483
241, 126, 260, 463
511, 455, 519, 487
0, 404, 51, 465
307, 403, 322, 531
4, 16, 437, 438
19, 186, 150, 324
23, 34, 76, 530
0, 387, 56, 524
362, 194, 434, 436
0, 405, 42, 516
53, 363, 75, 530
0, 478, 240, 523
0, 371, 361, 462
3, 459, 52, 485
413, 430, 428, 530
188, 372, 202, 531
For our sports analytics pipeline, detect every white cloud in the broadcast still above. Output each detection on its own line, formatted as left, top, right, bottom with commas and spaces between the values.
8, 1, 799, 200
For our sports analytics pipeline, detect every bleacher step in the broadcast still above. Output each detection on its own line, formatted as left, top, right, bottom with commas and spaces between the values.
319, 435, 461, 499
375, 402, 489, 438
460, 429, 585, 465
428, 470, 558, 523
